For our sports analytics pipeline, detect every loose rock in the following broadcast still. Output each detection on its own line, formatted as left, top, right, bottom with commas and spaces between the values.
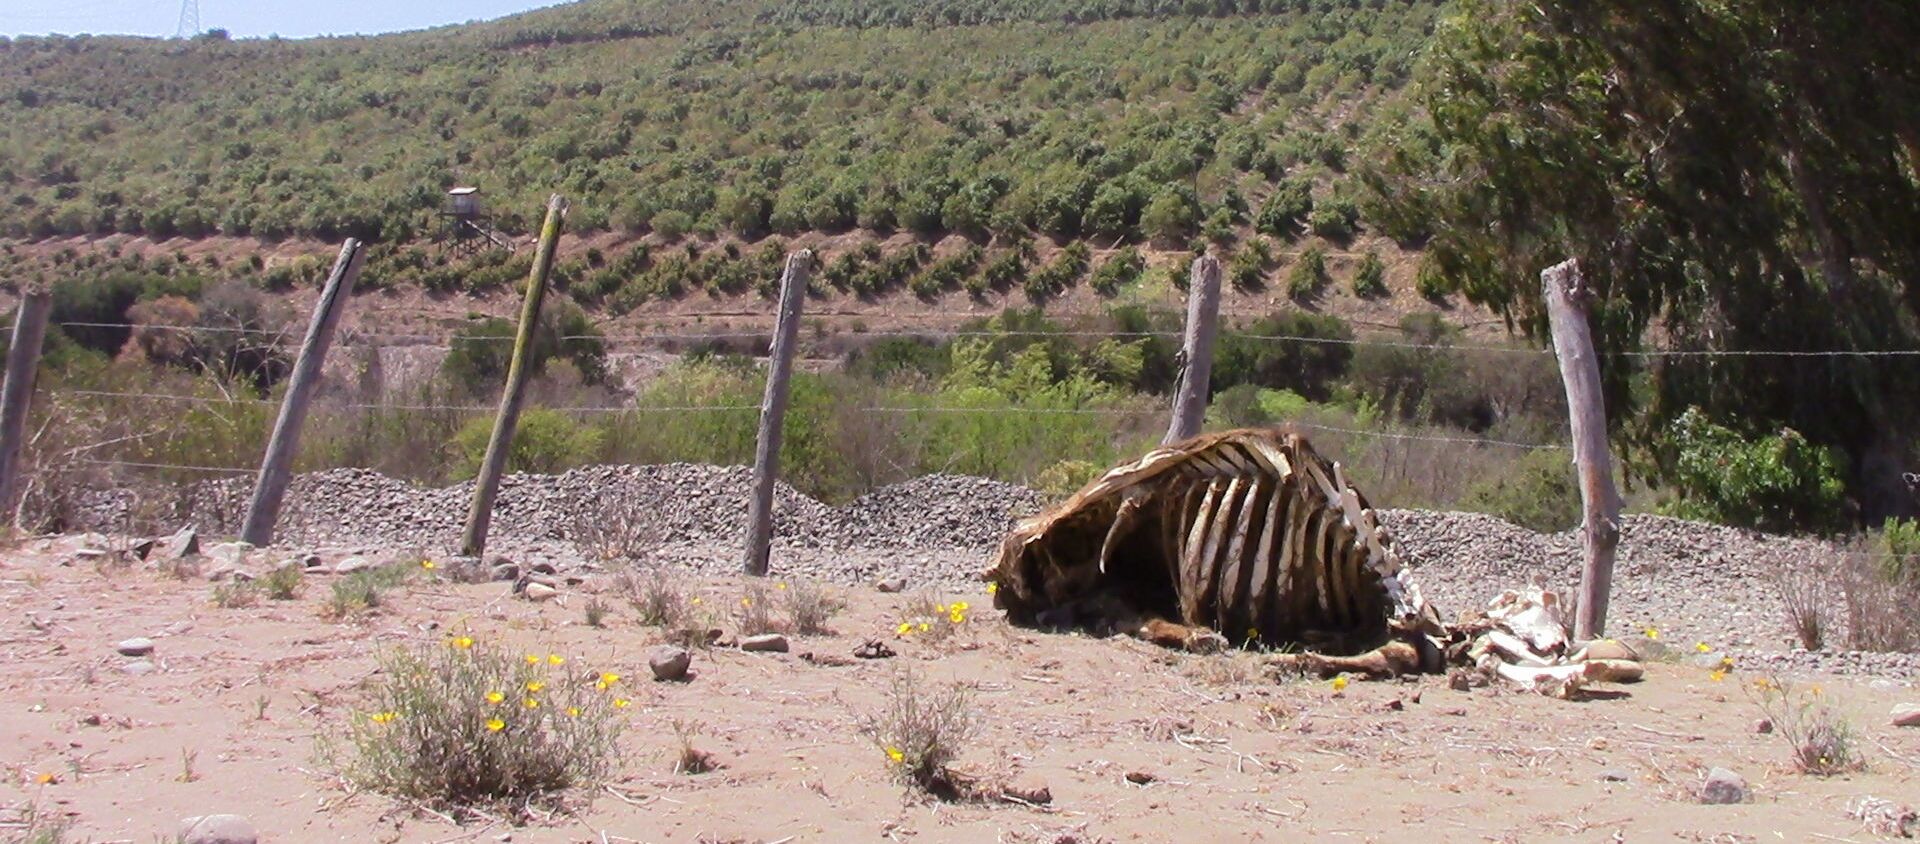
1893, 704, 1920, 728
1754, 718, 1774, 734
332, 556, 371, 575
122, 659, 156, 676
649, 646, 692, 682
740, 633, 790, 653
163, 527, 200, 560
874, 576, 906, 594
116, 637, 155, 657
179, 814, 258, 844
1700, 767, 1749, 805
523, 582, 559, 602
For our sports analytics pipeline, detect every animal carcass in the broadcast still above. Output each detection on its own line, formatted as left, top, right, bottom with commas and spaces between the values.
985, 428, 1446, 669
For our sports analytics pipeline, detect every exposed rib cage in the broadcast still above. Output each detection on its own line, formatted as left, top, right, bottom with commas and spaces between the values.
987, 428, 1438, 651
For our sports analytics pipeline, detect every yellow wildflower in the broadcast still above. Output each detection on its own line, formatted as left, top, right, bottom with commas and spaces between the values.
485, 718, 505, 732
918, 621, 932, 633
1643, 626, 1660, 641
547, 654, 565, 666
951, 601, 970, 612
691, 597, 703, 606
776, 583, 787, 590
566, 706, 581, 717
897, 622, 914, 635
948, 608, 966, 624
34, 771, 55, 785
449, 635, 475, 649
485, 691, 505, 705
523, 698, 540, 710
596, 672, 621, 691
1695, 642, 1712, 653
420, 559, 436, 570
885, 746, 905, 764
1246, 628, 1260, 643
613, 698, 632, 709
525, 654, 541, 665
986, 582, 998, 595
1709, 669, 1727, 682
526, 681, 546, 693
1330, 676, 1349, 693
741, 598, 753, 608
1719, 656, 1735, 671
369, 711, 398, 724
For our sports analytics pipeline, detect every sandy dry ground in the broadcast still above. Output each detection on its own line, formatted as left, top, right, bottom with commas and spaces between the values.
2, 541, 1916, 843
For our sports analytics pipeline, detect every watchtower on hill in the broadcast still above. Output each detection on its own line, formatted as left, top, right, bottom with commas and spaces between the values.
439, 187, 513, 257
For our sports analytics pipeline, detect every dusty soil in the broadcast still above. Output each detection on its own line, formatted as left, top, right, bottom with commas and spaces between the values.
2, 538, 1917, 843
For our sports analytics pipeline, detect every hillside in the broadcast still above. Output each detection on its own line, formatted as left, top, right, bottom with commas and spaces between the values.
0, 0, 1435, 249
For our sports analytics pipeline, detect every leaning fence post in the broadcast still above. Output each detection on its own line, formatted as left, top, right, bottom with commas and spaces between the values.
460, 195, 567, 558
0, 290, 53, 523
1542, 259, 1621, 640
241, 240, 366, 546
1164, 254, 1222, 445
743, 250, 812, 577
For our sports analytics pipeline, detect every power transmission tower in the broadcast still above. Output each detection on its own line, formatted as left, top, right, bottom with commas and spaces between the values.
175, 0, 201, 39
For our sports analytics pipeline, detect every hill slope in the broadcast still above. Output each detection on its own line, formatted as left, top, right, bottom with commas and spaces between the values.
0, 0, 1437, 248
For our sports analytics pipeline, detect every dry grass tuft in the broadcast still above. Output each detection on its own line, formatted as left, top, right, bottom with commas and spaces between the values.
260, 564, 304, 601
670, 720, 718, 775
735, 581, 780, 636
618, 567, 692, 629
1767, 555, 1829, 651
1748, 675, 1863, 776
860, 669, 976, 797
330, 637, 624, 816
566, 496, 661, 564
780, 579, 844, 635
210, 579, 260, 609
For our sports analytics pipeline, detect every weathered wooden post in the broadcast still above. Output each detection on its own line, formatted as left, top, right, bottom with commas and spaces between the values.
1542, 259, 1621, 640
241, 240, 366, 546
1164, 254, 1222, 445
460, 195, 567, 558
0, 290, 53, 522
743, 250, 812, 577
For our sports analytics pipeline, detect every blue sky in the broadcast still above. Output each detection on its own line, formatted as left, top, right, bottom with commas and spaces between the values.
0, 0, 566, 39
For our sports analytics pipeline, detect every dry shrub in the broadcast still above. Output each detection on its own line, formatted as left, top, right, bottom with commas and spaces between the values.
1767, 554, 1829, 651
618, 567, 691, 629
1748, 676, 1863, 776
565, 495, 661, 564
583, 596, 610, 628
261, 564, 304, 600
781, 579, 844, 635
670, 720, 717, 775
860, 669, 975, 796
332, 638, 624, 815
735, 581, 780, 636
1840, 541, 1920, 653
210, 579, 260, 609
323, 564, 411, 620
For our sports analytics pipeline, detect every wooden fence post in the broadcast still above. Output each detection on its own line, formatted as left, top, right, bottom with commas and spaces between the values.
0, 290, 53, 523
1542, 259, 1621, 640
1164, 254, 1222, 445
743, 250, 812, 577
460, 195, 568, 558
241, 240, 366, 546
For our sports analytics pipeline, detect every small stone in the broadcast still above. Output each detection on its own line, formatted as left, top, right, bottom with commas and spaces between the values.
116, 637, 155, 657
1124, 770, 1157, 785
1599, 769, 1630, 783
164, 527, 201, 560
874, 576, 906, 594
179, 814, 258, 844
1700, 767, 1749, 805
332, 556, 371, 575
1380, 699, 1405, 712
1002, 777, 1053, 805
122, 659, 156, 676
649, 646, 692, 682
523, 582, 559, 602
740, 633, 789, 653
854, 640, 896, 659
130, 538, 156, 560
299, 553, 324, 570
491, 563, 520, 582
1447, 669, 1473, 691
1576, 639, 1642, 662
529, 561, 558, 576
1893, 704, 1920, 728
1753, 718, 1774, 734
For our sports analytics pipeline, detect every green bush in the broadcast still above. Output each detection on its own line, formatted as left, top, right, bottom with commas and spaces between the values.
1876, 518, 1920, 581
455, 408, 605, 478
1286, 245, 1328, 301
1352, 251, 1388, 298
1214, 311, 1354, 401
1462, 450, 1582, 533
1089, 247, 1144, 297
1656, 407, 1848, 533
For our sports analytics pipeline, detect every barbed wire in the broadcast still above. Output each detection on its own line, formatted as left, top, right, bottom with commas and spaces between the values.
15, 318, 1920, 358
74, 458, 252, 475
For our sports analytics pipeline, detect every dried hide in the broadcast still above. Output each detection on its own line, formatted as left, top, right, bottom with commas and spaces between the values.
985, 428, 1444, 661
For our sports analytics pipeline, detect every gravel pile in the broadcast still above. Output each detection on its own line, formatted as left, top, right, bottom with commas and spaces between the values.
78, 463, 1912, 679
